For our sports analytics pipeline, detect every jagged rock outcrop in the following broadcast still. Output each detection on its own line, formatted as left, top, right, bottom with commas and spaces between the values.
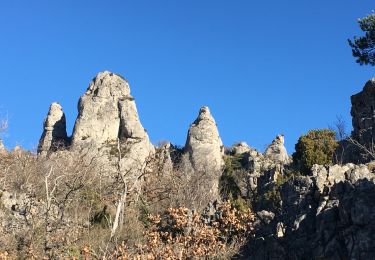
152, 142, 183, 175
233, 136, 291, 193
0, 139, 5, 154
38, 72, 155, 187
264, 134, 290, 164
351, 78, 375, 146
179, 106, 224, 201
37, 103, 68, 155
311, 163, 373, 193
240, 162, 375, 259
231, 142, 251, 155
72, 71, 148, 147
342, 78, 375, 163
182, 106, 224, 173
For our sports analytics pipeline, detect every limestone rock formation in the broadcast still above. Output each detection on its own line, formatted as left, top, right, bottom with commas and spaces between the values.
179, 106, 224, 201
0, 139, 4, 151
37, 102, 68, 155
0, 139, 6, 155
182, 106, 224, 173
344, 78, 375, 163
71, 71, 131, 146
311, 163, 373, 193
237, 135, 290, 194
37, 71, 155, 189
351, 78, 375, 144
153, 142, 180, 174
240, 162, 375, 259
231, 142, 251, 155
264, 134, 290, 164
70, 71, 155, 182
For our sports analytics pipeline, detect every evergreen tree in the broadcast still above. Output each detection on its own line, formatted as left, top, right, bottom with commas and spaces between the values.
349, 12, 375, 65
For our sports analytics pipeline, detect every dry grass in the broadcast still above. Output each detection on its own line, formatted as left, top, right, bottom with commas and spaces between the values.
0, 148, 255, 259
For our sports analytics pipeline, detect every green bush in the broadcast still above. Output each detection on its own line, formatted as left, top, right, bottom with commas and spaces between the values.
219, 155, 243, 199
293, 129, 338, 175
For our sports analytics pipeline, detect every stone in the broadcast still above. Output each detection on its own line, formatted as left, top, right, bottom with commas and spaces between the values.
71, 71, 131, 147
118, 97, 148, 140
231, 142, 251, 155
276, 222, 285, 238
311, 164, 328, 193
180, 106, 224, 201
70, 71, 155, 187
153, 142, 178, 174
240, 161, 375, 259
344, 78, 375, 163
257, 210, 275, 224
182, 106, 224, 173
351, 78, 375, 146
0, 139, 5, 154
311, 163, 374, 194
327, 164, 347, 185
37, 102, 68, 155
36, 72, 155, 194
264, 134, 290, 164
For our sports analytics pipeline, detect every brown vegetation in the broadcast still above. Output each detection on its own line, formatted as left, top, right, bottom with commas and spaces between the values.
0, 147, 255, 259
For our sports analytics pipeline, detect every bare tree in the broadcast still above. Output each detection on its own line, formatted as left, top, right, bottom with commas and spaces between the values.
111, 138, 154, 238
347, 136, 375, 161
329, 115, 349, 164
334, 115, 348, 141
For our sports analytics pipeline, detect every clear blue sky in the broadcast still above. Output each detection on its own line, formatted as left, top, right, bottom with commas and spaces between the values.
0, 1, 374, 153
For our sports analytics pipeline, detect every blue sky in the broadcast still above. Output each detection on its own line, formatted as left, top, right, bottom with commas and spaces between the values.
0, 1, 374, 153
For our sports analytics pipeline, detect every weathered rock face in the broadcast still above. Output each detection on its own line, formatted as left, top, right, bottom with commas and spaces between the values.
152, 142, 182, 175
70, 72, 154, 185
351, 78, 375, 144
37, 102, 68, 155
240, 162, 375, 259
0, 139, 5, 152
38, 72, 155, 188
264, 134, 290, 164
182, 106, 224, 173
231, 142, 251, 155
234, 136, 291, 194
72, 71, 131, 146
179, 106, 224, 201
346, 78, 375, 163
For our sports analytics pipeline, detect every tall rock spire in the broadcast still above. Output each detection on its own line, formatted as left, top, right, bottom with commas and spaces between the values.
71, 71, 154, 178
37, 102, 68, 155
181, 106, 225, 201
183, 106, 224, 173
71, 71, 151, 148
38, 71, 154, 180
0, 139, 5, 154
264, 134, 290, 164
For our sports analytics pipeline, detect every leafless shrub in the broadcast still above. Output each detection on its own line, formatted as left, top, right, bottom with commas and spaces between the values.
0, 143, 256, 258
83, 201, 255, 259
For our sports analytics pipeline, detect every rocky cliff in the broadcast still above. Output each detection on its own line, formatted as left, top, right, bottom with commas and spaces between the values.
8, 73, 374, 259
240, 162, 375, 259
38, 71, 155, 196
351, 78, 375, 146
341, 78, 375, 163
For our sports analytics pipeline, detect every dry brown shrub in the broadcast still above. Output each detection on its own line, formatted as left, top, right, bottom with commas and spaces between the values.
0, 147, 256, 259
84, 201, 255, 259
